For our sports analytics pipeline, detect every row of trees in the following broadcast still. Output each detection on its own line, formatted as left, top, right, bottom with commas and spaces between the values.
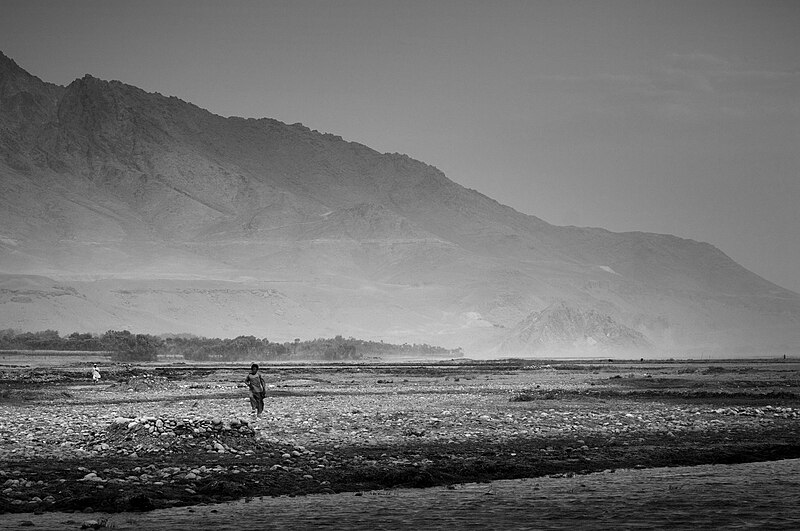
0, 330, 102, 351
1, 330, 462, 362
161, 335, 289, 361
162, 334, 459, 361
0, 329, 162, 361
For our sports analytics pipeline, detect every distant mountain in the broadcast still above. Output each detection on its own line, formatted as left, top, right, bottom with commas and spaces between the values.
1, 51, 798, 356
499, 301, 653, 355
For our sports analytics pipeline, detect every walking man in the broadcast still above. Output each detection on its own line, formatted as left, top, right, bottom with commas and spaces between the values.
245, 363, 266, 418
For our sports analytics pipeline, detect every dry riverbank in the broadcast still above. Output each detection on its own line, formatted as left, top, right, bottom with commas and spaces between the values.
1, 359, 799, 521
3, 458, 799, 530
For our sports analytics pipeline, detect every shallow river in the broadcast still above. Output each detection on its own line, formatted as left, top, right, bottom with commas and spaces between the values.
2, 459, 799, 530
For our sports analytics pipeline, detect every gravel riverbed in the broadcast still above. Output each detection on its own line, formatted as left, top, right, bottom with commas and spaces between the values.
1, 359, 799, 523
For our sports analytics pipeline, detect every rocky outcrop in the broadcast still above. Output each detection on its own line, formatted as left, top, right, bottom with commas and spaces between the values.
500, 301, 654, 355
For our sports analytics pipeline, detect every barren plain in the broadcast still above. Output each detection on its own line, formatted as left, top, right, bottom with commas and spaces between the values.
1, 357, 799, 529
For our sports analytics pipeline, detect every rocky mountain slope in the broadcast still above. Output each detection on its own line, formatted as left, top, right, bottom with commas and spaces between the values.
1, 51, 798, 356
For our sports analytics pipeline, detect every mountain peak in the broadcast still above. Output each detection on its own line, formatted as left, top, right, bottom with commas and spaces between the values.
0, 50, 21, 71
0, 52, 63, 138
0, 50, 37, 90
0, 51, 36, 78
0, 51, 60, 91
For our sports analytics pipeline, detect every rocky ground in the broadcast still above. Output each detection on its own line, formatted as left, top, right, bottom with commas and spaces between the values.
1, 359, 799, 516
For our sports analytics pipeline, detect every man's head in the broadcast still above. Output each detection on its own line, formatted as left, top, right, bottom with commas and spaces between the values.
250, 363, 259, 374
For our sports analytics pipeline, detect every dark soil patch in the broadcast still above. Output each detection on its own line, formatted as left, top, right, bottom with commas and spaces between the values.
511, 387, 800, 402
3, 428, 799, 514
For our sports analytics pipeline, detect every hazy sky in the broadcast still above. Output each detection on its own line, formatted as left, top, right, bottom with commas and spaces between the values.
2, 0, 799, 293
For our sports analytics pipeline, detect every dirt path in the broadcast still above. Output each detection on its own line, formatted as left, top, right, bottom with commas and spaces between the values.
2, 458, 799, 530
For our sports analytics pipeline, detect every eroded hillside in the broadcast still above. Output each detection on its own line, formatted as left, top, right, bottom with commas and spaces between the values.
1, 51, 798, 355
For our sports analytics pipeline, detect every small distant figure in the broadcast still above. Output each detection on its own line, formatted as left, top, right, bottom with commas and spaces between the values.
92, 364, 101, 383
244, 363, 266, 418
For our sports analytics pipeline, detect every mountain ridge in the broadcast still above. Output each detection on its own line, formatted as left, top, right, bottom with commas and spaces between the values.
1, 52, 798, 356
